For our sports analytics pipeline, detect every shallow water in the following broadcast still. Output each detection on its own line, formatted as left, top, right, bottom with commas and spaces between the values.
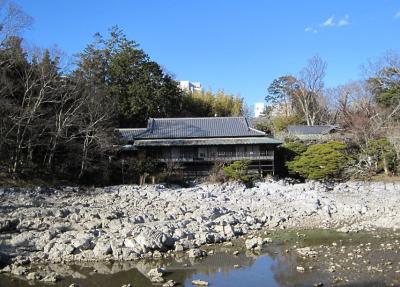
1, 230, 400, 287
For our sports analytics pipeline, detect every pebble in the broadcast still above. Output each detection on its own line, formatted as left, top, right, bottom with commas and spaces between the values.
162, 280, 176, 287
296, 266, 305, 272
192, 279, 209, 286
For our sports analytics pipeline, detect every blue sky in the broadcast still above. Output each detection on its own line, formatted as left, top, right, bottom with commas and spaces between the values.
15, 0, 400, 106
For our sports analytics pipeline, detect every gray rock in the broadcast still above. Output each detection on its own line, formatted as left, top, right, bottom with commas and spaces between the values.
2, 180, 400, 266
151, 276, 164, 283
10, 231, 37, 247
136, 228, 173, 252
41, 272, 61, 282
11, 265, 28, 276
147, 267, 165, 278
45, 242, 75, 259
0, 265, 11, 273
71, 236, 93, 251
26, 272, 43, 281
93, 240, 112, 257
296, 266, 305, 272
296, 247, 318, 257
174, 243, 184, 252
163, 279, 177, 287
187, 248, 207, 258
192, 279, 209, 286
245, 237, 263, 250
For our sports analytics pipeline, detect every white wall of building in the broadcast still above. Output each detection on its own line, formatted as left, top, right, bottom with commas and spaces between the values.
179, 81, 202, 93
254, 102, 265, 117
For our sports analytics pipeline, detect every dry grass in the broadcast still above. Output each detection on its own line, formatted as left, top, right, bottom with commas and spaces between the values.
369, 174, 400, 182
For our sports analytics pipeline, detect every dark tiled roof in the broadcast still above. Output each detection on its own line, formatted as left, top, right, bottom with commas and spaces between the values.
118, 128, 147, 140
117, 117, 265, 142
287, 125, 337, 135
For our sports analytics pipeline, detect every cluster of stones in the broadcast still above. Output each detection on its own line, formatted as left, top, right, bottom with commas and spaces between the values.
0, 180, 400, 283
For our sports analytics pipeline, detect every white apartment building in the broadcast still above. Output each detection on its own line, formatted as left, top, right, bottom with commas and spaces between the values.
179, 81, 202, 93
254, 102, 265, 118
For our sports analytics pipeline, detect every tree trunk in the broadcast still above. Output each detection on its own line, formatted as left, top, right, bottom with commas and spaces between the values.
383, 157, 390, 176
139, 174, 144, 185
143, 173, 148, 185
79, 135, 89, 179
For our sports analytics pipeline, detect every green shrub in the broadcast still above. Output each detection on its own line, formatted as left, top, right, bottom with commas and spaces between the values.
287, 141, 352, 181
274, 140, 307, 177
283, 141, 307, 161
224, 159, 254, 185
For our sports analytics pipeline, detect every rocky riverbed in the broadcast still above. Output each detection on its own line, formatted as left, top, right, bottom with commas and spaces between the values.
1, 180, 400, 283
1, 229, 400, 286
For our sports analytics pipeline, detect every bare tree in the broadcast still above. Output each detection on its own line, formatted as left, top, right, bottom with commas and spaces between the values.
294, 55, 327, 126
6, 50, 62, 174
75, 87, 114, 179
0, 1, 32, 43
44, 77, 84, 169
363, 51, 400, 140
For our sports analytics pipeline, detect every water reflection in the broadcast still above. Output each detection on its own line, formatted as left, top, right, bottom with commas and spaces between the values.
184, 255, 278, 287
1, 231, 400, 287
0, 249, 291, 287
0, 250, 279, 287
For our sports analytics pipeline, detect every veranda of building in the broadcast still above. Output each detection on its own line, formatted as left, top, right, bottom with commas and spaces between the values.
117, 117, 282, 177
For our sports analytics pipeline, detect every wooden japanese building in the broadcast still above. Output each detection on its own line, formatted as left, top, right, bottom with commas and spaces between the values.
117, 117, 282, 176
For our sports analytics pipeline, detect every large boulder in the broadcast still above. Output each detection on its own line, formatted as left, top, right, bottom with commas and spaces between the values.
93, 240, 112, 258
245, 237, 264, 250
10, 231, 38, 248
135, 228, 174, 252
41, 272, 61, 283
70, 232, 94, 251
44, 242, 75, 260
187, 248, 207, 259
147, 267, 165, 283
147, 267, 165, 278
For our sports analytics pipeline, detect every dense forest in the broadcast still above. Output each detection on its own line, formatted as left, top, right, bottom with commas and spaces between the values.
0, 2, 246, 184
1, 2, 399, 185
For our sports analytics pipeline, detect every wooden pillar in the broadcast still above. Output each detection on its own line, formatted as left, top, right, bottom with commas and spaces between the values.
272, 150, 275, 176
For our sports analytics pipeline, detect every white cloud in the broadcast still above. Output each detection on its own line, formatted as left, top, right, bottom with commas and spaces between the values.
306, 14, 349, 34
338, 14, 349, 26
304, 27, 318, 34
395, 10, 400, 19
322, 16, 335, 27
